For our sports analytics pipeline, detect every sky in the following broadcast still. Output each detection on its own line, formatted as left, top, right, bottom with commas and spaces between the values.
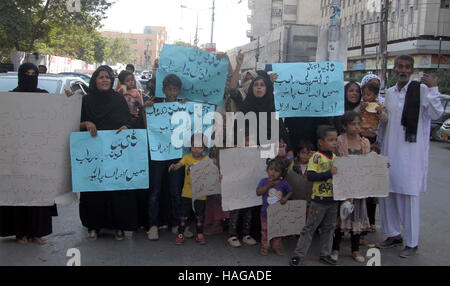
100, 0, 251, 52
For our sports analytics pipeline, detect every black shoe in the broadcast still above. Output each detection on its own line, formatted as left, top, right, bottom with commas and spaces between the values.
320, 255, 338, 265
399, 246, 418, 258
378, 236, 403, 249
289, 256, 304, 266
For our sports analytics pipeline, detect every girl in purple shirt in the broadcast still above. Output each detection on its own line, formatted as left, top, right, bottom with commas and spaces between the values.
256, 158, 293, 256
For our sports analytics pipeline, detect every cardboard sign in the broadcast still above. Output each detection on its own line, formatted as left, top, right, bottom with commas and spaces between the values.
0, 92, 81, 206
333, 153, 389, 200
267, 200, 307, 241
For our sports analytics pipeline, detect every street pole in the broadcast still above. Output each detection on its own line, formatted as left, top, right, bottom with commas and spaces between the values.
211, 0, 215, 43
194, 12, 199, 47
380, 0, 389, 90
328, 0, 341, 62
438, 36, 442, 69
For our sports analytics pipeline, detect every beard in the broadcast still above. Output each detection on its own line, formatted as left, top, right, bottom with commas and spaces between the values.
398, 73, 411, 83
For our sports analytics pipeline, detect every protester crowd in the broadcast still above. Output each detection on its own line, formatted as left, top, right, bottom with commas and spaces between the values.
0, 51, 444, 266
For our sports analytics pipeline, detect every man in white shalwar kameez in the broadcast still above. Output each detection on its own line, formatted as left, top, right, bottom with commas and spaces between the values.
378, 55, 443, 258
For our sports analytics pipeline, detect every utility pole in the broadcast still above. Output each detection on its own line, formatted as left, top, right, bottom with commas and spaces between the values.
194, 12, 199, 47
211, 0, 215, 43
328, 0, 341, 62
438, 36, 442, 69
380, 0, 389, 90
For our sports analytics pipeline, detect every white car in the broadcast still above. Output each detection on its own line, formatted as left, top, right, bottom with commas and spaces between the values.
0, 73, 89, 95
440, 118, 450, 141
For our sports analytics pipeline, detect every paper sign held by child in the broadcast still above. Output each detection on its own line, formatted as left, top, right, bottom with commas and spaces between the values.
332, 153, 389, 201
190, 158, 221, 210
267, 200, 307, 242
219, 147, 267, 211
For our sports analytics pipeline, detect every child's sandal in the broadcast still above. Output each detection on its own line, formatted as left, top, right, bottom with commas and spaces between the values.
260, 248, 269, 256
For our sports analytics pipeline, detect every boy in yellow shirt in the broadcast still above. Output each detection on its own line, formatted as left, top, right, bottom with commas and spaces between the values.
169, 134, 209, 245
290, 125, 339, 266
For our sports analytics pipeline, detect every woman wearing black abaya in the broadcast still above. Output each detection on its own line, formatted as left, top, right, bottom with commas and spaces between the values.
79, 65, 139, 241
0, 63, 58, 244
232, 75, 293, 241
332, 81, 362, 134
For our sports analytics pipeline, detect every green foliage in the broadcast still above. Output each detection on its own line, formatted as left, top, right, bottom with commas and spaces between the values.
0, 0, 112, 63
104, 37, 137, 65
431, 69, 450, 95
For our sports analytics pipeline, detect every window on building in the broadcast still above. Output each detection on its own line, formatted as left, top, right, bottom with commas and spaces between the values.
408, 6, 413, 24
414, 0, 419, 9
284, 5, 297, 15
441, 0, 450, 8
399, 9, 404, 26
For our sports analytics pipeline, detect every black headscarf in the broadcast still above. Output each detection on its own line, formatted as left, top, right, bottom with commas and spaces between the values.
12, 63, 47, 93
238, 75, 292, 151
239, 76, 275, 114
344, 81, 361, 111
81, 65, 131, 130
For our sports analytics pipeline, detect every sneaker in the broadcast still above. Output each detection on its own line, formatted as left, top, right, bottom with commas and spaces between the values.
242, 235, 257, 246
171, 226, 179, 234
352, 253, 365, 263
196, 233, 206, 245
378, 236, 403, 249
330, 252, 339, 261
289, 256, 304, 266
115, 230, 125, 241
184, 226, 194, 238
88, 230, 98, 241
176, 233, 185, 245
399, 246, 418, 258
228, 236, 241, 248
147, 226, 159, 241
320, 255, 338, 265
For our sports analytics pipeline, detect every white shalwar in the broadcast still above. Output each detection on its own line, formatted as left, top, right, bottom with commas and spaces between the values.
379, 81, 443, 248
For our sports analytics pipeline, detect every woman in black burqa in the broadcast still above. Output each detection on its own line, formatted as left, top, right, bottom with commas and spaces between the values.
231, 72, 293, 241
0, 63, 57, 244
79, 65, 139, 241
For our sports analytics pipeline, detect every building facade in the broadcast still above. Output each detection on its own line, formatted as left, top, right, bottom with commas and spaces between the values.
319, 0, 450, 76
247, 0, 321, 41
229, 24, 318, 71
101, 26, 167, 71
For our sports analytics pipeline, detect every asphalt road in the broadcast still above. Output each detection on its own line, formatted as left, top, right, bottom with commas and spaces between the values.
1, 141, 449, 266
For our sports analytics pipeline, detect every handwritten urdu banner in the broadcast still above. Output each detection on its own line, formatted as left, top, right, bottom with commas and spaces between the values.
155, 44, 229, 106
267, 200, 307, 242
146, 102, 215, 161
190, 158, 221, 211
273, 62, 345, 118
219, 147, 267, 211
332, 153, 389, 201
70, 130, 149, 193
0, 92, 82, 206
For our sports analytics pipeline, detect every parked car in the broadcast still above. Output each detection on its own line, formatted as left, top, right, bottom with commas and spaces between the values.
431, 95, 450, 141
0, 73, 89, 95
440, 118, 450, 141
59, 72, 91, 84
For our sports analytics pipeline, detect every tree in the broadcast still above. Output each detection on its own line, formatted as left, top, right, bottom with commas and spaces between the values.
104, 37, 137, 65
0, 0, 111, 59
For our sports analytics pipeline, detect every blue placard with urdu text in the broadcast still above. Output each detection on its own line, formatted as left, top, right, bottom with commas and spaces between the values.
70, 130, 149, 192
273, 62, 345, 118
